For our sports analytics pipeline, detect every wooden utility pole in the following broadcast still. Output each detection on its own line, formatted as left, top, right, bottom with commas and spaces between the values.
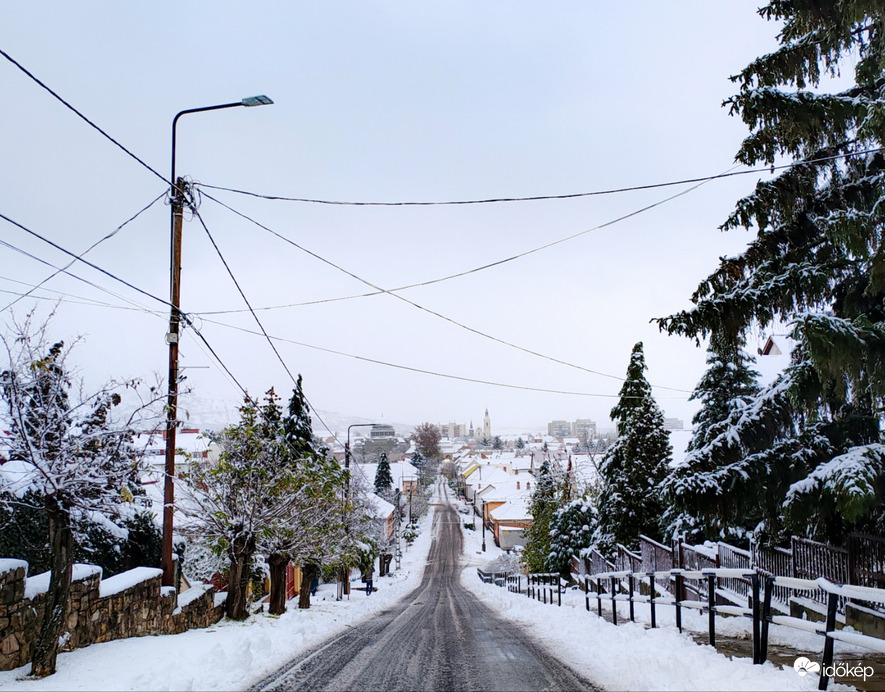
162, 176, 185, 588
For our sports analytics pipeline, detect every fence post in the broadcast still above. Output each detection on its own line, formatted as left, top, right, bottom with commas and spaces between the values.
558, 576, 562, 607
610, 576, 618, 626
543, 575, 547, 604
707, 573, 716, 647
597, 576, 603, 617
750, 573, 761, 665
758, 576, 772, 665
649, 574, 656, 628
819, 591, 839, 691
675, 573, 683, 633
585, 576, 590, 612
626, 574, 634, 622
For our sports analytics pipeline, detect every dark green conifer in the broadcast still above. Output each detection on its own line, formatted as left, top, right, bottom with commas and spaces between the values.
657, 2, 885, 544
593, 343, 671, 554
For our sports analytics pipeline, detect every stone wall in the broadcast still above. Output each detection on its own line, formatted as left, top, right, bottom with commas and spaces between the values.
0, 559, 225, 671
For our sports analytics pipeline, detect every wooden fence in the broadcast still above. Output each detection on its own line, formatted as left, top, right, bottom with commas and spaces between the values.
577, 532, 885, 617
640, 535, 673, 593
616, 544, 642, 573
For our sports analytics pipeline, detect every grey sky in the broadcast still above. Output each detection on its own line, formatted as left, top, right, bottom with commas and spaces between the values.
1, 2, 783, 433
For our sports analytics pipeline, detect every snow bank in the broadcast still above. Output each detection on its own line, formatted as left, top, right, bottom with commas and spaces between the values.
462, 572, 819, 691
0, 487, 440, 691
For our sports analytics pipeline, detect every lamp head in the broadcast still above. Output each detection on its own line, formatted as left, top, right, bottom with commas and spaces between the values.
241, 95, 273, 107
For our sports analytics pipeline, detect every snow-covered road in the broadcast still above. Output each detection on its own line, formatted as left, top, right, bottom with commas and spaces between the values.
252, 484, 596, 690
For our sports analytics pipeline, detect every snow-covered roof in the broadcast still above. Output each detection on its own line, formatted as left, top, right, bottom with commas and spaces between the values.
365, 493, 395, 520
480, 481, 530, 503
490, 498, 531, 522
755, 333, 796, 386
465, 466, 510, 489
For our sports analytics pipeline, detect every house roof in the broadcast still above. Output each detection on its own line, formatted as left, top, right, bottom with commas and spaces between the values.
490, 498, 531, 522
366, 493, 395, 520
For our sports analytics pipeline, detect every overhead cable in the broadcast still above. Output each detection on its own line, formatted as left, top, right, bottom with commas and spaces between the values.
201, 193, 691, 394
0, 191, 166, 313
196, 174, 716, 316
0, 48, 168, 186
199, 314, 689, 399
193, 209, 342, 442
195, 146, 885, 207
0, 212, 174, 311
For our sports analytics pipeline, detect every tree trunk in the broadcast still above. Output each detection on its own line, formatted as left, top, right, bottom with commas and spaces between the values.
298, 563, 318, 609
267, 553, 288, 616
225, 534, 255, 620
31, 502, 73, 678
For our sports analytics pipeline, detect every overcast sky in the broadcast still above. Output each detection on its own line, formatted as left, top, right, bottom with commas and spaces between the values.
1, 2, 785, 434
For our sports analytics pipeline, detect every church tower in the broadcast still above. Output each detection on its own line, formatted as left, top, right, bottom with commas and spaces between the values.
483, 407, 491, 440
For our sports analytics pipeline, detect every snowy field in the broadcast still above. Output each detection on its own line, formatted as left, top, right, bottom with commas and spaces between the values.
0, 504, 437, 691
458, 499, 861, 691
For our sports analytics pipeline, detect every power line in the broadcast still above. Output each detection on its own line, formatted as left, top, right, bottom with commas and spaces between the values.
0, 284, 165, 316
195, 174, 715, 316
0, 192, 166, 313
192, 208, 342, 442
0, 236, 166, 316
0, 48, 169, 186
0, 212, 176, 312
199, 314, 688, 399
201, 193, 691, 393
194, 146, 885, 207
0, 260, 252, 404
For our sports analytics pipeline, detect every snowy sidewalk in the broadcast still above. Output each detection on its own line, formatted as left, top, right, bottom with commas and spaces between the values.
0, 504, 437, 691
455, 495, 867, 691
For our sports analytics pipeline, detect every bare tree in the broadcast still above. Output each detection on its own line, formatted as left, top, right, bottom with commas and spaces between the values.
413, 422, 441, 460
0, 312, 161, 677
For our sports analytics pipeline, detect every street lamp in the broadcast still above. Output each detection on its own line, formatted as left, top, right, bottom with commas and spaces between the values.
482, 499, 487, 552
162, 95, 273, 588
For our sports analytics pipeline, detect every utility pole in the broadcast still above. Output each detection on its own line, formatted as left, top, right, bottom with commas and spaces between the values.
161, 176, 185, 588
160, 95, 273, 589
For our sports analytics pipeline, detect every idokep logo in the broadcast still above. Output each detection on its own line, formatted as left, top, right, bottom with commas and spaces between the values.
793, 656, 875, 682
793, 657, 820, 676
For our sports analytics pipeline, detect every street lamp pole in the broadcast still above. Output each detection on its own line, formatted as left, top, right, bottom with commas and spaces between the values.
161, 95, 273, 588
482, 499, 487, 552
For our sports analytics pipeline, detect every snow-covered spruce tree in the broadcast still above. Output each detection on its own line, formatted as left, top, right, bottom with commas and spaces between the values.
522, 459, 560, 573
661, 331, 761, 543
0, 314, 160, 677
374, 451, 393, 494
547, 498, 597, 578
656, 2, 885, 545
593, 342, 671, 556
